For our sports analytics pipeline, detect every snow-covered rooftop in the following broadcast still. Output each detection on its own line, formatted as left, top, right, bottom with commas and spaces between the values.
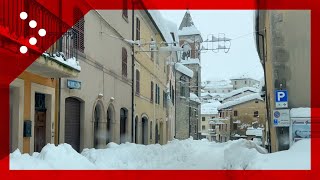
175, 63, 193, 78
201, 101, 221, 115
178, 25, 201, 36
290, 108, 310, 118
246, 127, 263, 137
203, 79, 233, 89
190, 93, 201, 103
218, 93, 263, 110
223, 87, 260, 100
148, 11, 173, 44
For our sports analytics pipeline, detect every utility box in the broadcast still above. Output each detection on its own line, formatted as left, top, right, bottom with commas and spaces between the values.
23, 120, 32, 137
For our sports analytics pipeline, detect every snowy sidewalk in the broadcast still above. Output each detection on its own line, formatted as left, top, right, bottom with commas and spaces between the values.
9, 138, 310, 170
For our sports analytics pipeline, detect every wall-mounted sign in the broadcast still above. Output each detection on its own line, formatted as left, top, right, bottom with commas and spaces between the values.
67, 79, 81, 89
291, 118, 310, 145
273, 109, 290, 127
275, 90, 288, 108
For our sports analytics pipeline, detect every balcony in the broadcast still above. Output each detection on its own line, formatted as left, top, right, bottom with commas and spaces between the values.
208, 128, 216, 134
0, 0, 81, 78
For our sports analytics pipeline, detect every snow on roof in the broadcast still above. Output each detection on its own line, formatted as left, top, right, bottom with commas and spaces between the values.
181, 58, 201, 65
223, 87, 260, 99
178, 25, 201, 36
290, 108, 310, 118
147, 11, 173, 44
201, 101, 221, 115
203, 80, 233, 89
246, 127, 263, 136
190, 93, 201, 103
175, 63, 193, 78
218, 93, 263, 110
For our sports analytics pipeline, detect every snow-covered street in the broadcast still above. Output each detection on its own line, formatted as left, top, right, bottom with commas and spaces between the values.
10, 138, 310, 170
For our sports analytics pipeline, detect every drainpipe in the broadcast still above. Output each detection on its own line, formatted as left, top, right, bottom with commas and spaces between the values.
131, 3, 135, 143
57, 0, 62, 144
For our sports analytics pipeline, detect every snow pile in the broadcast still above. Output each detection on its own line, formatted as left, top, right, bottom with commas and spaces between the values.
10, 139, 310, 170
246, 127, 263, 137
290, 108, 310, 118
218, 93, 263, 110
175, 63, 193, 78
10, 144, 95, 170
247, 139, 310, 170
224, 139, 268, 170
201, 101, 221, 115
190, 93, 201, 103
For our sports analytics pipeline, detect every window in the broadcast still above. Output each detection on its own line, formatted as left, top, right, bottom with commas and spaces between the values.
233, 123, 237, 130
254, 111, 259, 117
122, 48, 127, 77
245, 80, 247, 84
172, 88, 175, 105
255, 100, 259, 103
136, 17, 140, 40
170, 32, 177, 46
234, 110, 238, 116
150, 38, 154, 61
180, 85, 185, 97
158, 86, 161, 105
122, 0, 128, 19
151, 81, 154, 103
202, 117, 205, 121
163, 91, 166, 108
73, 8, 85, 52
150, 121, 153, 139
234, 81, 237, 85
155, 84, 158, 104
136, 70, 140, 95
202, 125, 205, 130
222, 112, 224, 117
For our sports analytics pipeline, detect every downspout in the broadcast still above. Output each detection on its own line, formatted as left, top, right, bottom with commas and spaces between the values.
57, 0, 62, 144
131, 4, 135, 143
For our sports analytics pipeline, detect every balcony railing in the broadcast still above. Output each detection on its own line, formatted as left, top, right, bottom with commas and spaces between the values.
0, 0, 78, 60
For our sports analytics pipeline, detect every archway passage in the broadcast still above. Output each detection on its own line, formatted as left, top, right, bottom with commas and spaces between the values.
93, 102, 103, 148
106, 105, 115, 144
120, 108, 128, 144
135, 116, 138, 143
65, 97, 81, 152
142, 117, 148, 145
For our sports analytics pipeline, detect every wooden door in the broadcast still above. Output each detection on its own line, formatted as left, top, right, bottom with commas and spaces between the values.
34, 111, 46, 152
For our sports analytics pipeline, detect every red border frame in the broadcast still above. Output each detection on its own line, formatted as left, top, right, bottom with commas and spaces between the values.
0, 0, 319, 179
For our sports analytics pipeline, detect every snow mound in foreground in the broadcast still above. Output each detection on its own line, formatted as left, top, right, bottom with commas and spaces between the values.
9, 138, 310, 170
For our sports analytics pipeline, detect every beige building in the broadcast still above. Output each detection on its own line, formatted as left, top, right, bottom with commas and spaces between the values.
255, 10, 310, 152
58, 10, 134, 151
200, 101, 221, 141
218, 93, 266, 142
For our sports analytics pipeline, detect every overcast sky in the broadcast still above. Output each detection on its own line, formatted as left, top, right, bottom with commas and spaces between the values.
160, 10, 264, 82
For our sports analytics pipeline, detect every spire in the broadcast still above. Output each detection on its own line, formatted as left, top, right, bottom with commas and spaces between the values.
179, 10, 195, 30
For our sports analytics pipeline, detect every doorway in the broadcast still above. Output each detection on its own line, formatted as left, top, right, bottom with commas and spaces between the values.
34, 93, 47, 152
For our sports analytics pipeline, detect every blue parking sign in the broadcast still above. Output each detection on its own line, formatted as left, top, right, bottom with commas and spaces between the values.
275, 90, 288, 108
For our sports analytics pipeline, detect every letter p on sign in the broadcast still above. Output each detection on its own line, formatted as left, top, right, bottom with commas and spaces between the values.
277, 92, 285, 101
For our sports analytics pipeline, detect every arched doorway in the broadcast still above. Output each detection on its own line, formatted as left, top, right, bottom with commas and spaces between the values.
160, 122, 164, 145
65, 97, 81, 152
141, 117, 148, 145
93, 101, 104, 148
120, 108, 128, 144
135, 116, 138, 143
107, 104, 115, 144
155, 122, 159, 144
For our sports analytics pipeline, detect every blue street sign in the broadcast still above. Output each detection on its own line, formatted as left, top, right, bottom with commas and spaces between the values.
274, 119, 278, 125
67, 79, 81, 89
275, 90, 288, 108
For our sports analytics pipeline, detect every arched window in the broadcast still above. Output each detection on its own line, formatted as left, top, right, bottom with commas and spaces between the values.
73, 8, 85, 52
122, 48, 127, 77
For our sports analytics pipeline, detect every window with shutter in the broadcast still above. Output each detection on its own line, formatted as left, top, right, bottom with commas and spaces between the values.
122, 0, 128, 19
136, 18, 140, 40
122, 48, 127, 77
151, 81, 154, 103
73, 8, 85, 52
136, 70, 140, 95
